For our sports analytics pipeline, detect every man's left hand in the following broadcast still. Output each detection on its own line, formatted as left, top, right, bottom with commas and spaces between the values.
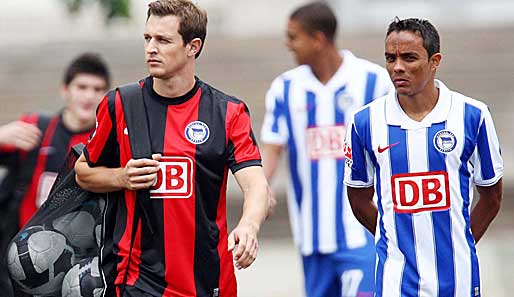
227, 222, 259, 270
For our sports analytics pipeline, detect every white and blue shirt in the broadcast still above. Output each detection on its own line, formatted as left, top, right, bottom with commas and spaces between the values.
261, 50, 392, 255
344, 80, 503, 297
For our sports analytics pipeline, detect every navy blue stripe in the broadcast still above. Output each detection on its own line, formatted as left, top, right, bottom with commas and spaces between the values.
476, 119, 495, 180
388, 126, 419, 296
351, 108, 371, 183
307, 91, 319, 253
334, 86, 346, 249
283, 80, 303, 211
271, 96, 284, 133
428, 122, 455, 296
462, 104, 482, 295
364, 72, 378, 105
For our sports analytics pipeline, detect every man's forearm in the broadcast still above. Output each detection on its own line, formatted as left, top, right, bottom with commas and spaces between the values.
261, 143, 283, 181
353, 201, 377, 234
347, 186, 377, 234
471, 179, 503, 243
239, 181, 269, 231
75, 154, 125, 193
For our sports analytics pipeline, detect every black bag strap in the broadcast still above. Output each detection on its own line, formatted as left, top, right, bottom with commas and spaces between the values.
118, 83, 155, 233
117, 82, 154, 295
118, 83, 152, 160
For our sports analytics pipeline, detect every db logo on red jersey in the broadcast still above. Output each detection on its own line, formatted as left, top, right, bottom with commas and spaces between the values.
391, 171, 450, 213
150, 156, 193, 199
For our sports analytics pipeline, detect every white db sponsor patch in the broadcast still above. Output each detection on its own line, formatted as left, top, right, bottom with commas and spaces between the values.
150, 157, 193, 199
306, 125, 346, 159
37, 171, 59, 207
391, 171, 450, 213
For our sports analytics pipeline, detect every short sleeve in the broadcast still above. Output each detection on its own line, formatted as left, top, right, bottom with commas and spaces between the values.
83, 91, 119, 168
260, 77, 289, 145
471, 107, 503, 186
226, 101, 262, 173
343, 111, 375, 188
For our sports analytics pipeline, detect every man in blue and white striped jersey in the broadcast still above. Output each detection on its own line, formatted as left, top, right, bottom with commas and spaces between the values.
260, 2, 392, 296
344, 17, 503, 297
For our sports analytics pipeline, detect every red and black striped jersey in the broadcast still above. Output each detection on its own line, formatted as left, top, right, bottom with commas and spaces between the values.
84, 77, 262, 297
0, 113, 93, 227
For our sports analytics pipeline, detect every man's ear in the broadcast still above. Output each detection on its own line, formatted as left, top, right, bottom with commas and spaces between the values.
188, 38, 203, 58
430, 53, 442, 70
312, 31, 328, 51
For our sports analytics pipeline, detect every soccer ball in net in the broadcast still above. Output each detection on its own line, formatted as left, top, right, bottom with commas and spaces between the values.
62, 256, 104, 297
52, 210, 97, 257
7, 225, 75, 296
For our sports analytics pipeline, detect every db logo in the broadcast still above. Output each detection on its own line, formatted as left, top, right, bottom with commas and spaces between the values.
306, 125, 346, 159
150, 157, 193, 199
391, 171, 450, 213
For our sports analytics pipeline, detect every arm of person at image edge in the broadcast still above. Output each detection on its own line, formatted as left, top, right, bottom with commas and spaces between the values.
0, 117, 42, 155
74, 93, 161, 193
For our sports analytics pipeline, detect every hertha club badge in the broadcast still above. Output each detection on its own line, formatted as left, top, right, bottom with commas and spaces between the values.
433, 130, 457, 153
185, 121, 210, 144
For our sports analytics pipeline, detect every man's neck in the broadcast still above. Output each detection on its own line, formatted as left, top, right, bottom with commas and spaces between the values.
62, 110, 94, 132
397, 82, 440, 122
153, 65, 196, 98
309, 47, 343, 85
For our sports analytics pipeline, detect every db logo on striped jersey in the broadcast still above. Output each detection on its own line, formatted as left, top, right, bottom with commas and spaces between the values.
150, 156, 193, 199
306, 125, 346, 159
391, 171, 450, 213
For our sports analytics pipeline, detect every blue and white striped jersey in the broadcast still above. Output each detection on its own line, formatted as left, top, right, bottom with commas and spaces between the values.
344, 80, 503, 297
261, 50, 392, 255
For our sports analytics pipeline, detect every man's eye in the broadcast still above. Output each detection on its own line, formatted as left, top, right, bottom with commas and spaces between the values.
385, 56, 395, 62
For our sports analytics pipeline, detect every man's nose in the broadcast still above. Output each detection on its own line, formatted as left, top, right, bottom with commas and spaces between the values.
393, 59, 405, 72
146, 39, 158, 54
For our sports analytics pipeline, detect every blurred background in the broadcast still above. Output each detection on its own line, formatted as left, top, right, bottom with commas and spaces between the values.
1, 0, 513, 295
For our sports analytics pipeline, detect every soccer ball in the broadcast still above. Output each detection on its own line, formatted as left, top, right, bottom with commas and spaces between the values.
52, 210, 97, 256
95, 224, 102, 248
7, 225, 75, 296
62, 256, 104, 297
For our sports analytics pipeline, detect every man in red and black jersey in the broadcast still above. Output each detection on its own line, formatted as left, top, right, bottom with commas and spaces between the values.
75, 1, 270, 296
0, 52, 110, 296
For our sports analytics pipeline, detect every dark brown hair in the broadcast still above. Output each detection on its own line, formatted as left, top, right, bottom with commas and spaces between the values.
63, 52, 110, 87
290, 1, 338, 43
147, 0, 208, 58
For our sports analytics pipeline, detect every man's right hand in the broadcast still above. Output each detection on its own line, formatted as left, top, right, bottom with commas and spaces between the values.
120, 154, 162, 191
0, 121, 42, 151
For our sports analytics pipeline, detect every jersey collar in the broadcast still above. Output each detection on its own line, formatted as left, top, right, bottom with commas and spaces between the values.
385, 79, 452, 129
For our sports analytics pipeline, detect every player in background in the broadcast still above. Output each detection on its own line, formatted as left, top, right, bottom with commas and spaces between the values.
344, 17, 503, 297
260, 2, 392, 296
75, 0, 269, 296
0, 52, 110, 297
